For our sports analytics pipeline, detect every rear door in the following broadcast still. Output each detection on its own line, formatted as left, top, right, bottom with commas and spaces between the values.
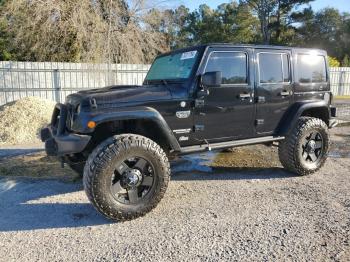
255, 49, 292, 134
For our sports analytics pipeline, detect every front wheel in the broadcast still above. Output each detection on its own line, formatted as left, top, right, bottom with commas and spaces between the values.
83, 134, 170, 221
278, 117, 329, 176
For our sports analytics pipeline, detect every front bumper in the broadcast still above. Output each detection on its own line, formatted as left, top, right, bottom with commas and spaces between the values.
41, 103, 91, 156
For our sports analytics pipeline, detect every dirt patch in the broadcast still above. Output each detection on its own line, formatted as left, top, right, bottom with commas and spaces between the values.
0, 127, 348, 181
211, 145, 281, 170
0, 97, 55, 145
210, 126, 350, 170
0, 152, 78, 181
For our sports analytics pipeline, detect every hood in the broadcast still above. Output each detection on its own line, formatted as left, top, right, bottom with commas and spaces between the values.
66, 85, 172, 108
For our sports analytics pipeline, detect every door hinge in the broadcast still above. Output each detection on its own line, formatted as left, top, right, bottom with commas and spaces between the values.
195, 99, 205, 107
195, 124, 205, 132
256, 96, 265, 103
255, 119, 264, 125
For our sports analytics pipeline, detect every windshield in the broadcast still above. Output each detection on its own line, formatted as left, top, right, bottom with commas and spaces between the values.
145, 49, 200, 82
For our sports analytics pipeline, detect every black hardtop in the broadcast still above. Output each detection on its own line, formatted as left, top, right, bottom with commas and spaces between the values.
158, 43, 326, 57
204, 43, 325, 52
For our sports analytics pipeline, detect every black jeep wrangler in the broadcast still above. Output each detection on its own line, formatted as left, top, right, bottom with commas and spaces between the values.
41, 44, 337, 221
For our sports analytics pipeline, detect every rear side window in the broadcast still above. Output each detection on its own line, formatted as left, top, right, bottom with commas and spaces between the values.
297, 54, 327, 83
205, 52, 247, 85
258, 53, 290, 83
259, 53, 286, 83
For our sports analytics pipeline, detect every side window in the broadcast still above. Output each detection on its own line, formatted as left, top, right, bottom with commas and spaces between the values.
297, 54, 327, 83
205, 52, 247, 85
258, 53, 283, 83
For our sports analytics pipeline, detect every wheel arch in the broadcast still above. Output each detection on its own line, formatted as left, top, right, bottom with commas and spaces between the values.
84, 107, 180, 154
276, 100, 330, 135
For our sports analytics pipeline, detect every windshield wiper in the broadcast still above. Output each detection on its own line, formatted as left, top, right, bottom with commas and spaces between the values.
145, 78, 185, 86
145, 79, 167, 86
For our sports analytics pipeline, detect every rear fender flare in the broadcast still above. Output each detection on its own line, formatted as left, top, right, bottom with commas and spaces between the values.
277, 100, 330, 135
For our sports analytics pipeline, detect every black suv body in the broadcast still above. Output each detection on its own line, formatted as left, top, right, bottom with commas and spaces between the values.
41, 44, 337, 221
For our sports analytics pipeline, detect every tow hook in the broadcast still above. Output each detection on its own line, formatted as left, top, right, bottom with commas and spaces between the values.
59, 156, 65, 168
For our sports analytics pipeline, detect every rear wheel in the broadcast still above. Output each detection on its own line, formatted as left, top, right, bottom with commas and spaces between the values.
83, 134, 170, 221
278, 117, 329, 176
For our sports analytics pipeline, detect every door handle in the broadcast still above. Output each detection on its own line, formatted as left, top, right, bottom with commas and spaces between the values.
279, 91, 290, 97
239, 93, 251, 99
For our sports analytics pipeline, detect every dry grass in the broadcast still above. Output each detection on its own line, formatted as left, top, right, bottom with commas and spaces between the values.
335, 96, 350, 100
0, 97, 55, 145
0, 152, 79, 181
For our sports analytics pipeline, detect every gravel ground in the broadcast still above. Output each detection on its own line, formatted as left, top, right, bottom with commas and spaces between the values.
0, 127, 349, 261
334, 99, 350, 122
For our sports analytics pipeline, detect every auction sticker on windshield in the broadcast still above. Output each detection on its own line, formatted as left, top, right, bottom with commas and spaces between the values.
181, 51, 197, 60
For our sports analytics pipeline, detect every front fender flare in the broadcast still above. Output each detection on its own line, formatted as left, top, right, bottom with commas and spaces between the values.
83, 106, 181, 152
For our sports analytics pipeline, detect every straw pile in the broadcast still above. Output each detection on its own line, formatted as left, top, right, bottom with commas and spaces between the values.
0, 97, 56, 145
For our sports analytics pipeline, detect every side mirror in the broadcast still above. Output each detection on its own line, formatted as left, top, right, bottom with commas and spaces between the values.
201, 71, 222, 88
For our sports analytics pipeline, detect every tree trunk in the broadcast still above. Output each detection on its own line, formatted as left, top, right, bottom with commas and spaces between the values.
275, 0, 281, 43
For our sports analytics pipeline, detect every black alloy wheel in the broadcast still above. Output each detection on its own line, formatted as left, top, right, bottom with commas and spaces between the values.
300, 131, 324, 167
111, 157, 155, 204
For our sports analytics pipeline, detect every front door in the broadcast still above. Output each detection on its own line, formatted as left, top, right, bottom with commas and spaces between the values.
193, 48, 255, 142
255, 50, 292, 134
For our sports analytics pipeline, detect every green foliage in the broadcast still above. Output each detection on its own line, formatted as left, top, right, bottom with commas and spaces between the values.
328, 56, 340, 67
296, 8, 350, 63
170, 2, 259, 48
297, 8, 342, 54
241, 0, 314, 44
342, 55, 350, 67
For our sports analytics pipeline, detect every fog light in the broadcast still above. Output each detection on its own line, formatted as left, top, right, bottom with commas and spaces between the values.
87, 121, 96, 129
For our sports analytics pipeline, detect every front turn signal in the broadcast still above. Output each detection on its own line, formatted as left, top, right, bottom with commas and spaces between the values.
87, 121, 96, 129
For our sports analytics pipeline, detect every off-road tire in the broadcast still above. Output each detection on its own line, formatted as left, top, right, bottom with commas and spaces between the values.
83, 134, 170, 221
278, 117, 329, 176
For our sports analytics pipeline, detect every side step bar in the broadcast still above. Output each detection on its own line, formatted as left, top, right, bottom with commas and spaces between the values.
180, 136, 285, 154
